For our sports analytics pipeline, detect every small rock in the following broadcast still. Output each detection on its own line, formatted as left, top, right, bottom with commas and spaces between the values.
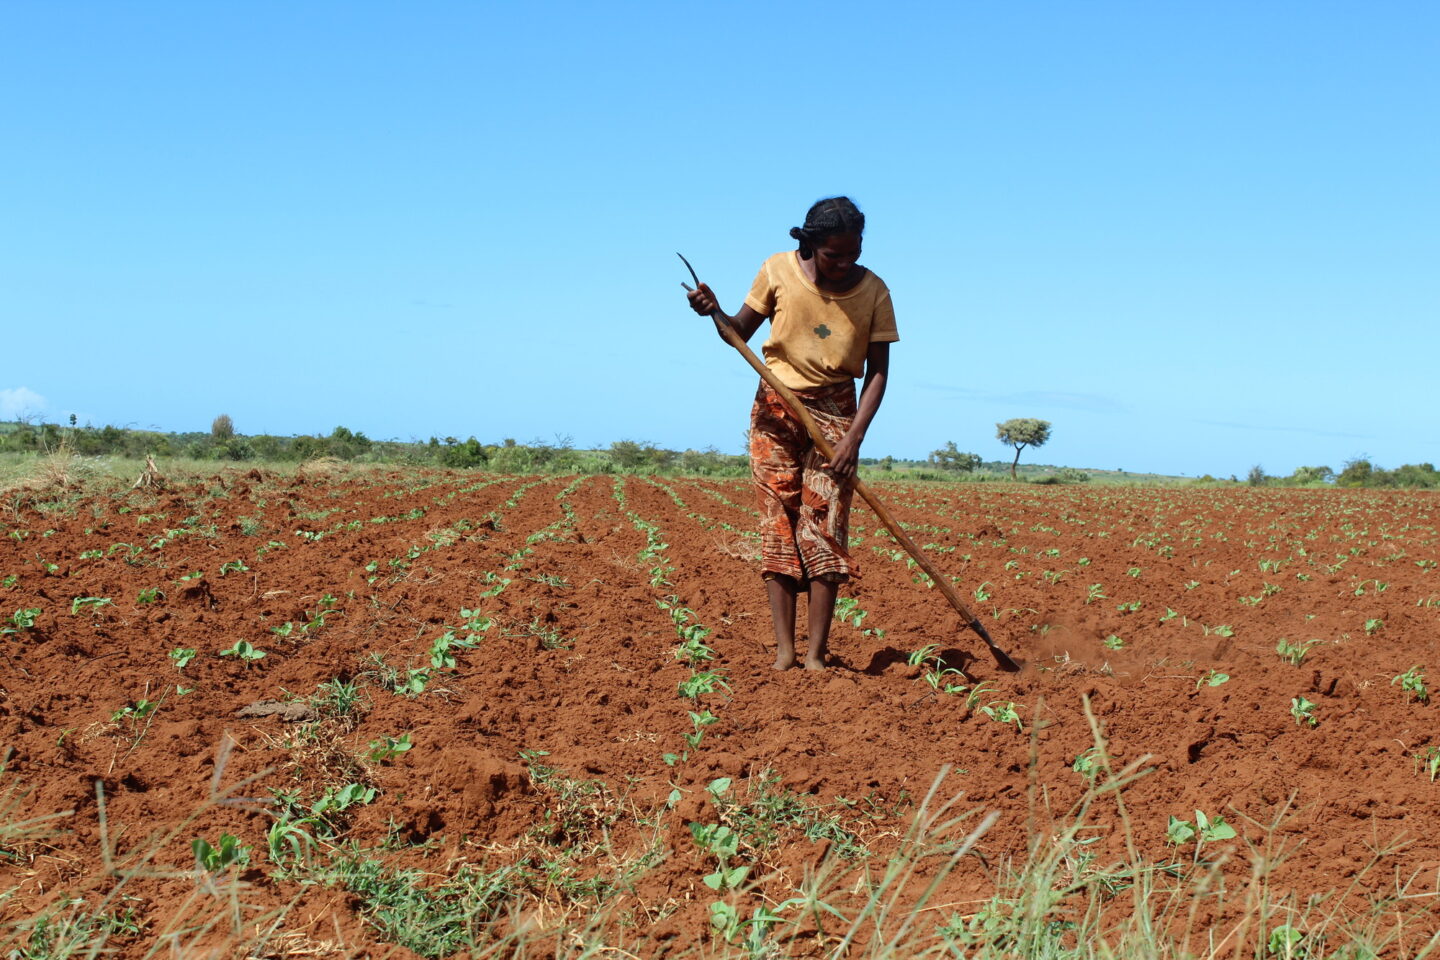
235, 700, 319, 722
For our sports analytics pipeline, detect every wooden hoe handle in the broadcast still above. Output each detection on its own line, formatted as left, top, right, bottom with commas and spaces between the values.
679, 253, 1020, 672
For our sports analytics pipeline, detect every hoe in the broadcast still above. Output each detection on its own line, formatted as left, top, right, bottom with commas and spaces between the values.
680, 253, 1020, 672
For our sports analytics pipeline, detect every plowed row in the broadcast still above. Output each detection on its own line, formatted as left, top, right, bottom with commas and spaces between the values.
1, 471, 1437, 957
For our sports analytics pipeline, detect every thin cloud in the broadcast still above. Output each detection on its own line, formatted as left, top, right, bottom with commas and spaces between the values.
0, 387, 46, 420
1190, 418, 1371, 441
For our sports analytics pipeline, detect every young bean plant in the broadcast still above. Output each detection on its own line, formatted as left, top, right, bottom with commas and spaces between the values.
1392, 667, 1429, 703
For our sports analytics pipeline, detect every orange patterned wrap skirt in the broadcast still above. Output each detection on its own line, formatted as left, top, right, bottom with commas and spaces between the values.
748, 379, 859, 583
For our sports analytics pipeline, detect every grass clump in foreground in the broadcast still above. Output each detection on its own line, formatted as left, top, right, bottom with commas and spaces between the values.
2, 703, 1439, 957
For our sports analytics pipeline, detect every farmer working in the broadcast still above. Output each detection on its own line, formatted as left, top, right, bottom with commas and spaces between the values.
685, 196, 898, 671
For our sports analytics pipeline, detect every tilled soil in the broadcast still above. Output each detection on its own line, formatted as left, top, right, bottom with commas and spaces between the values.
1, 471, 1437, 957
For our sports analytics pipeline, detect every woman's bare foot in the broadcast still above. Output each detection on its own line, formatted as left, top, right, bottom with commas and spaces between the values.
802, 655, 827, 671
773, 637, 797, 671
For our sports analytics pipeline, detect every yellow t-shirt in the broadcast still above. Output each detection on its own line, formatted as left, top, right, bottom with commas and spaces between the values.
743, 251, 899, 391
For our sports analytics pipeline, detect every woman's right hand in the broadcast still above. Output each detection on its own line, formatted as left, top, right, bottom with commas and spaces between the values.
687, 282, 718, 317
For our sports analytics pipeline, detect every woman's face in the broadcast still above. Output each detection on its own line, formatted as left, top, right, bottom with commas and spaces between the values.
812, 232, 862, 283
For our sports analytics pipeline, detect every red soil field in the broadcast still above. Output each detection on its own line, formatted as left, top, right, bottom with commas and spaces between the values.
1, 470, 1438, 957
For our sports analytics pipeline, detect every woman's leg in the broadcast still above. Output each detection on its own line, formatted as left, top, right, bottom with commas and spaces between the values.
765, 574, 800, 670
804, 576, 839, 670
751, 383, 809, 668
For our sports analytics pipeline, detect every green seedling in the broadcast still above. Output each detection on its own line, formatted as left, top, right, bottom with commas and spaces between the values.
675, 630, 716, 666
178, 571, 203, 582
963, 682, 997, 712
684, 709, 719, 748
137, 587, 164, 604
368, 733, 413, 763
315, 677, 365, 716
219, 640, 266, 664
1072, 748, 1100, 779
972, 581, 992, 602
1392, 667, 1429, 703
458, 607, 494, 642
1103, 634, 1124, 650
429, 628, 476, 670
833, 596, 868, 629
110, 700, 157, 724
907, 644, 966, 695
218, 560, 250, 576
1364, 617, 1384, 635
1197, 669, 1230, 688
3, 608, 41, 634
1415, 746, 1440, 782
270, 621, 295, 637
312, 782, 378, 818
70, 596, 113, 615
169, 647, 197, 671
979, 700, 1023, 731
1267, 925, 1305, 958
689, 816, 748, 892
301, 594, 339, 634
502, 546, 533, 570
1116, 600, 1142, 613
1290, 696, 1318, 727
395, 668, 430, 697
266, 812, 318, 873
478, 571, 511, 597
1276, 638, 1321, 666
1159, 607, 1178, 623
678, 670, 730, 701
2, 574, 17, 588
78, 549, 103, 560
193, 833, 250, 874
1166, 809, 1236, 847
521, 616, 571, 651
1085, 583, 1106, 604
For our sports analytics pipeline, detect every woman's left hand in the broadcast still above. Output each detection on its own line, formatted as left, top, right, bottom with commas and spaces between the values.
824, 431, 863, 482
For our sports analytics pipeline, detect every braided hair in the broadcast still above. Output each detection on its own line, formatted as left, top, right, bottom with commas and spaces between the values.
789, 196, 865, 260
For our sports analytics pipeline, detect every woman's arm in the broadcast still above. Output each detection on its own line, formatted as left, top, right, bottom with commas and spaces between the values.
687, 282, 767, 342
824, 341, 890, 481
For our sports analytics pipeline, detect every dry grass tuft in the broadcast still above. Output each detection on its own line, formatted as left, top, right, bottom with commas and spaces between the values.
297, 456, 347, 480
1, 442, 80, 495
0, 440, 96, 518
712, 531, 761, 561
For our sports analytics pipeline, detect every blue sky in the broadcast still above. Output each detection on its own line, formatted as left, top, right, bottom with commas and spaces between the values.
4, 2, 1436, 477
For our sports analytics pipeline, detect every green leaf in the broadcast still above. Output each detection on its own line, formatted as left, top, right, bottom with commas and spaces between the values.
1201, 814, 1237, 842
1166, 816, 1196, 845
